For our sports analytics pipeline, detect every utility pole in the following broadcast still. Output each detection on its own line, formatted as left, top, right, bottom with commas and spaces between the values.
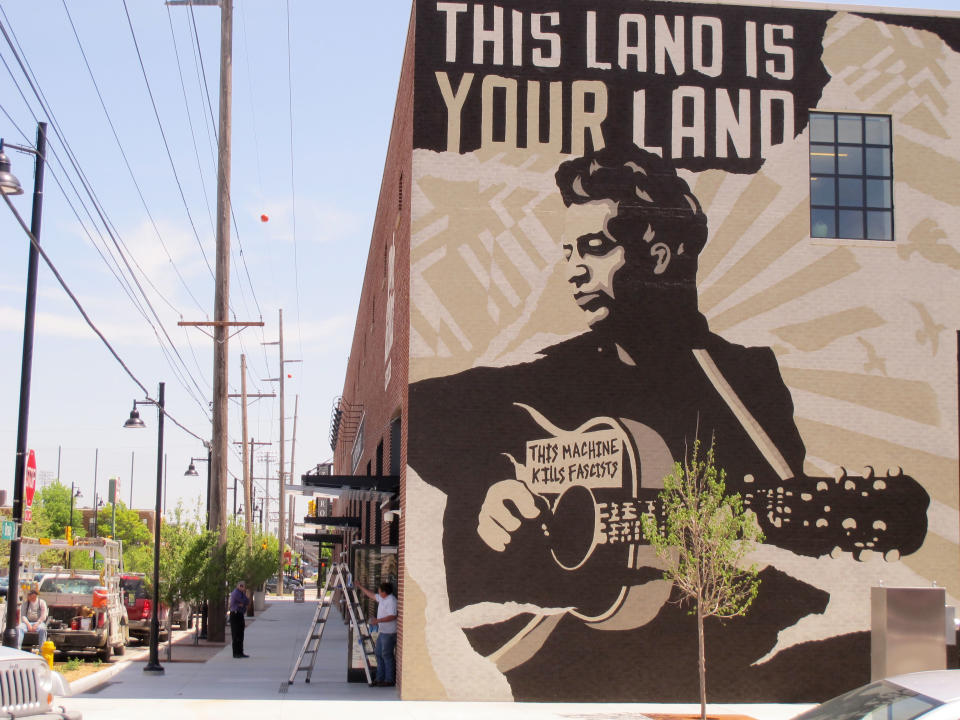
263, 310, 301, 593
241, 354, 250, 546
92, 449, 98, 537
262, 311, 286, 593
207, 0, 230, 640
234, 437, 270, 535
253, 450, 275, 534
230, 356, 273, 549
288, 394, 298, 547
129, 451, 135, 507
169, 0, 242, 645
277, 310, 285, 593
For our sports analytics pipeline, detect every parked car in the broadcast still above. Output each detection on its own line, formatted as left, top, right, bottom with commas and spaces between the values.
794, 670, 960, 720
0, 644, 77, 719
264, 575, 302, 593
120, 574, 169, 643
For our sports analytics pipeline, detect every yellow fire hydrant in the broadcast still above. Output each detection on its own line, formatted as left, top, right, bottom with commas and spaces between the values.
41, 641, 55, 668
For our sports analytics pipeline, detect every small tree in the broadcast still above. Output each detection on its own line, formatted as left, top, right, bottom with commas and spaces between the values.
640, 438, 764, 720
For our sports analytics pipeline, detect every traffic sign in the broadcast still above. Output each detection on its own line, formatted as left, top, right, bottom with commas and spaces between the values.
1, 520, 15, 541
24, 449, 36, 523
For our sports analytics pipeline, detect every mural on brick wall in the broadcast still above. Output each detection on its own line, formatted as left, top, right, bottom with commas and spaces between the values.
404, 0, 960, 703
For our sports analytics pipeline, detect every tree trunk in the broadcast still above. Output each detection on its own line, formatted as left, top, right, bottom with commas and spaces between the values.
698, 603, 707, 720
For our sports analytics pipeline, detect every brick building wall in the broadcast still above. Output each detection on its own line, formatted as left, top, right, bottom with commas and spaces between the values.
330, 0, 414, 689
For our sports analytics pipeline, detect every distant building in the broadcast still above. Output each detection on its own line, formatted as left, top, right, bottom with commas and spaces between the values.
77, 508, 157, 541
314, 0, 960, 704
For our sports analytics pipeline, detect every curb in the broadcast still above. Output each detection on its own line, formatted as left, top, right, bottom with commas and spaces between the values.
69, 659, 132, 695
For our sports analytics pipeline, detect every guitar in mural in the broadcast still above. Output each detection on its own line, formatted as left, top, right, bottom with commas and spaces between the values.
481, 405, 930, 625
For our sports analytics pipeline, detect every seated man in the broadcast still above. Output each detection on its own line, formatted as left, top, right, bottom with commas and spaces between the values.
17, 588, 48, 650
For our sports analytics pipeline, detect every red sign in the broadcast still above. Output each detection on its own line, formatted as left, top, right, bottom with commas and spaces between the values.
24, 449, 36, 522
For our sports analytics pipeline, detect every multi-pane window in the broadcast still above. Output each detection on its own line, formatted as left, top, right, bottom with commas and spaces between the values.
809, 112, 893, 241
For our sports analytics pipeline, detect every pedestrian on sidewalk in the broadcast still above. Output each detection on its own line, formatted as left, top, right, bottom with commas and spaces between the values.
357, 581, 397, 687
229, 580, 250, 658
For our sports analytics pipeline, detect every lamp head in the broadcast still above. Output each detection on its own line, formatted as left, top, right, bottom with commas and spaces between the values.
0, 142, 23, 196
123, 405, 146, 429
184, 462, 199, 477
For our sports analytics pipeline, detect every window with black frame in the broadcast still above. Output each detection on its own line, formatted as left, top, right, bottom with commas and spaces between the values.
809, 112, 893, 241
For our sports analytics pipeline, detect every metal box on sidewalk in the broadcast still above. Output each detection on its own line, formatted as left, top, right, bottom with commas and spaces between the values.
872, 586, 946, 680
293, 587, 305, 603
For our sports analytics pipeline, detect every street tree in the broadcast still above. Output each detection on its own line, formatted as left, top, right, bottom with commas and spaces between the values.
640, 438, 764, 720
95, 501, 152, 572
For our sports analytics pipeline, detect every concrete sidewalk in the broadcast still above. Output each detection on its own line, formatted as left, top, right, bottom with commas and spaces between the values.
60, 593, 813, 720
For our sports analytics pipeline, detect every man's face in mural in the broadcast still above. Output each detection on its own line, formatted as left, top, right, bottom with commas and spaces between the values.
562, 200, 626, 328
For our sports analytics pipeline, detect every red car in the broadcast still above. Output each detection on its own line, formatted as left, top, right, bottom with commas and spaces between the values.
120, 573, 170, 643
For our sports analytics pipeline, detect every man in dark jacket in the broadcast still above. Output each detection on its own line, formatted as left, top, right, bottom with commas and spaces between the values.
228, 580, 250, 658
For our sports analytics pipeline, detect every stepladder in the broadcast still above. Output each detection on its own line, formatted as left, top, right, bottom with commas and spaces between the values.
288, 563, 378, 685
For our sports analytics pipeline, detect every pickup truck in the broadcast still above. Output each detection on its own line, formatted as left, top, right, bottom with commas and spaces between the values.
21, 538, 129, 661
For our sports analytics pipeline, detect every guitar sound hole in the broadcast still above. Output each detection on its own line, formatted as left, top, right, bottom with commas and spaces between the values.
548, 484, 597, 569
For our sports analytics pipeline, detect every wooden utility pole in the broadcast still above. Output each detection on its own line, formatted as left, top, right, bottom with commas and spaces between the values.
169, 0, 235, 645
240, 354, 251, 548
278, 310, 285, 594
230, 358, 274, 548
288, 394, 298, 546
262, 310, 288, 594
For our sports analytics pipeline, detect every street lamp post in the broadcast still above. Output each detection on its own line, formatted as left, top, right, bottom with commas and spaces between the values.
123, 383, 166, 675
92, 495, 104, 538
0, 123, 46, 649
184, 451, 212, 639
184, 452, 211, 524
66, 484, 81, 569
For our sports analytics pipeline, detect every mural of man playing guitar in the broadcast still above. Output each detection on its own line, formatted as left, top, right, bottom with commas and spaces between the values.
407, 146, 930, 702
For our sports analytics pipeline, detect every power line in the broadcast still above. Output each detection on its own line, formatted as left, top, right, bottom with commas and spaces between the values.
61, 0, 207, 316
0, 13, 213, 418
165, 3, 217, 241
1, 192, 206, 446
286, 0, 304, 363
121, 0, 215, 280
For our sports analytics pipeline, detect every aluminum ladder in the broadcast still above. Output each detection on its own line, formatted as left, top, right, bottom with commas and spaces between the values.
287, 563, 377, 685
287, 567, 337, 684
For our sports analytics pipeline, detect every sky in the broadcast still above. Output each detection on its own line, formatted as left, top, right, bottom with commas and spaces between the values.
0, 0, 955, 538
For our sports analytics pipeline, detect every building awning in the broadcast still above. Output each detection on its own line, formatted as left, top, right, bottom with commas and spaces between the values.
301, 469, 399, 505
304, 516, 361, 528
302, 533, 345, 544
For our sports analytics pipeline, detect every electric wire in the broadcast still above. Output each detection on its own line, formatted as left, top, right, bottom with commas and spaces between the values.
183, 0, 263, 332
61, 0, 207, 316
1, 192, 206, 445
120, 0, 215, 280
0, 15, 213, 416
285, 0, 304, 360
0, 99, 156, 332
165, 3, 216, 241
2, 6, 279, 480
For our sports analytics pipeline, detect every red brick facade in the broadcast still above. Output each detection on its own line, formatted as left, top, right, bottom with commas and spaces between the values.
329, 1, 414, 689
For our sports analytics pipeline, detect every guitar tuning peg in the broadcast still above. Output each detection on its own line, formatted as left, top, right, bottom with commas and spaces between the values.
862, 465, 874, 480
883, 549, 900, 562
833, 466, 847, 483
887, 466, 902, 478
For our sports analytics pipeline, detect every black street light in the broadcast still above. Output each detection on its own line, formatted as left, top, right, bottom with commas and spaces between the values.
123, 383, 166, 675
0, 123, 47, 649
184, 452, 211, 524
92, 495, 104, 539
66, 484, 81, 569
